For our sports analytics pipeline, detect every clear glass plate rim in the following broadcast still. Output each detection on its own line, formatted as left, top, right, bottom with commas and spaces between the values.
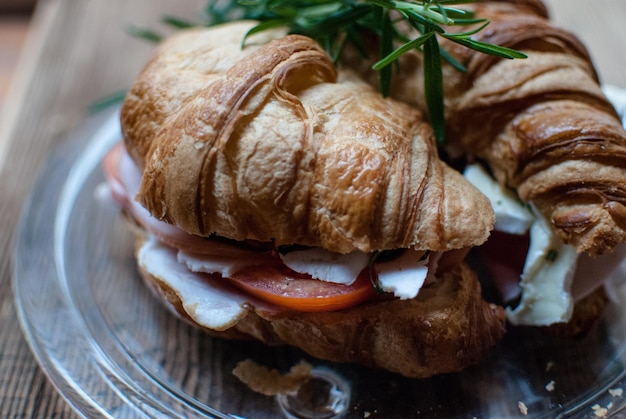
11, 109, 230, 419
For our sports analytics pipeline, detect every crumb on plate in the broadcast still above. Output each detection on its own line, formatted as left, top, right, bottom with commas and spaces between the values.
232, 359, 313, 396
592, 404, 608, 418
518, 401, 528, 416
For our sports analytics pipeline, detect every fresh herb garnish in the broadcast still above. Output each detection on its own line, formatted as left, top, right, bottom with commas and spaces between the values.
545, 249, 559, 262
368, 251, 386, 293
204, 0, 527, 145
126, 25, 163, 43
87, 90, 129, 114
125, 1, 526, 144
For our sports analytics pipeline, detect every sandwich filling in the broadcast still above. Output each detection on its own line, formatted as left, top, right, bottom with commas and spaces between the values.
464, 163, 626, 326
102, 142, 458, 317
103, 141, 622, 328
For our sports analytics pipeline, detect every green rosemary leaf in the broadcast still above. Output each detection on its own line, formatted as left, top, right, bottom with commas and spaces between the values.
545, 249, 559, 262
125, 25, 162, 43
438, 6, 474, 20
445, 36, 528, 59
423, 33, 445, 144
372, 31, 434, 70
402, 10, 445, 33
440, 47, 466, 72
379, 7, 394, 97
366, 0, 397, 10
87, 90, 127, 114
295, 4, 371, 35
367, 251, 385, 294
435, 2, 449, 21
298, 2, 344, 20
205, 1, 249, 24
444, 19, 490, 37
162, 16, 196, 29
242, 18, 293, 47
436, 0, 482, 4
447, 17, 486, 25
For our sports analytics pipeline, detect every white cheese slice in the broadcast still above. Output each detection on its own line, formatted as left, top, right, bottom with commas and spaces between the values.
279, 248, 369, 285
464, 164, 581, 326
463, 164, 534, 235
179, 242, 431, 300
280, 247, 429, 298
375, 250, 429, 299
506, 207, 579, 326
178, 249, 265, 278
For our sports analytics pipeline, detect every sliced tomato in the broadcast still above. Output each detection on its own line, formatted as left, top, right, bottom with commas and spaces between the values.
229, 263, 379, 312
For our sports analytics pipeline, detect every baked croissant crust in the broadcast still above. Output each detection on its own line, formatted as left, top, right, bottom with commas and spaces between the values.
349, 0, 626, 256
132, 227, 505, 378
120, 23, 494, 254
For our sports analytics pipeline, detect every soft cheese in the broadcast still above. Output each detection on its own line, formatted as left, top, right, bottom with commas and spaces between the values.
464, 163, 580, 326
506, 208, 578, 326
464, 164, 534, 235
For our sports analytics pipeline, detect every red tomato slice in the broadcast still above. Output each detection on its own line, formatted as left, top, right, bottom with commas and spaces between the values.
229, 263, 379, 312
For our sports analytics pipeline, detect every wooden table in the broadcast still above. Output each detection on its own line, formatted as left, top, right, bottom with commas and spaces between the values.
0, 15, 30, 114
1, 0, 626, 417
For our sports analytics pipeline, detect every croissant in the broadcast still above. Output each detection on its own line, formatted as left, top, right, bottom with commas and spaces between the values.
111, 22, 507, 377
121, 22, 494, 254
347, 0, 626, 256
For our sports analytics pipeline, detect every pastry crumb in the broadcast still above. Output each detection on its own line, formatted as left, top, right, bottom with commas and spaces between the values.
363, 411, 371, 418
592, 404, 608, 418
518, 401, 528, 416
545, 361, 555, 372
232, 359, 313, 396
609, 387, 624, 397
545, 380, 555, 392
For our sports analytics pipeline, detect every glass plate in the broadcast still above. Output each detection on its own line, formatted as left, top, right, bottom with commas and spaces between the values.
12, 87, 626, 419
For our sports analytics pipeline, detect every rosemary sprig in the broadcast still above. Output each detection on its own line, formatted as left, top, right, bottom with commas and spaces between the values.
205, 0, 526, 145
125, 1, 526, 144
367, 251, 385, 294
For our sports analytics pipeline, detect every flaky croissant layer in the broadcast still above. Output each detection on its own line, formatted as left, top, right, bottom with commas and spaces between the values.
348, 0, 626, 255
121, 23, 494, 254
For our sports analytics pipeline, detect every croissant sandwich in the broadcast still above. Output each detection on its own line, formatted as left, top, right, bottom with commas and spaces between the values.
101, 23, 506, 378
344, 0, 626, 331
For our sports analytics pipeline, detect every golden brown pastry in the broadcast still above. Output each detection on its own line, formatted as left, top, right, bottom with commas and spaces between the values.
348, 0, 626, 256
108, 22, 507, 378
121, 23, 494, 254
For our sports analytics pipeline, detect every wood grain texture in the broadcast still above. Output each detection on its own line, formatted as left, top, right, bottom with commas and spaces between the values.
543, 0, 626, 88
0, 0, 625, 417
0, 0, 204, 417
0, 15, 30, 112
